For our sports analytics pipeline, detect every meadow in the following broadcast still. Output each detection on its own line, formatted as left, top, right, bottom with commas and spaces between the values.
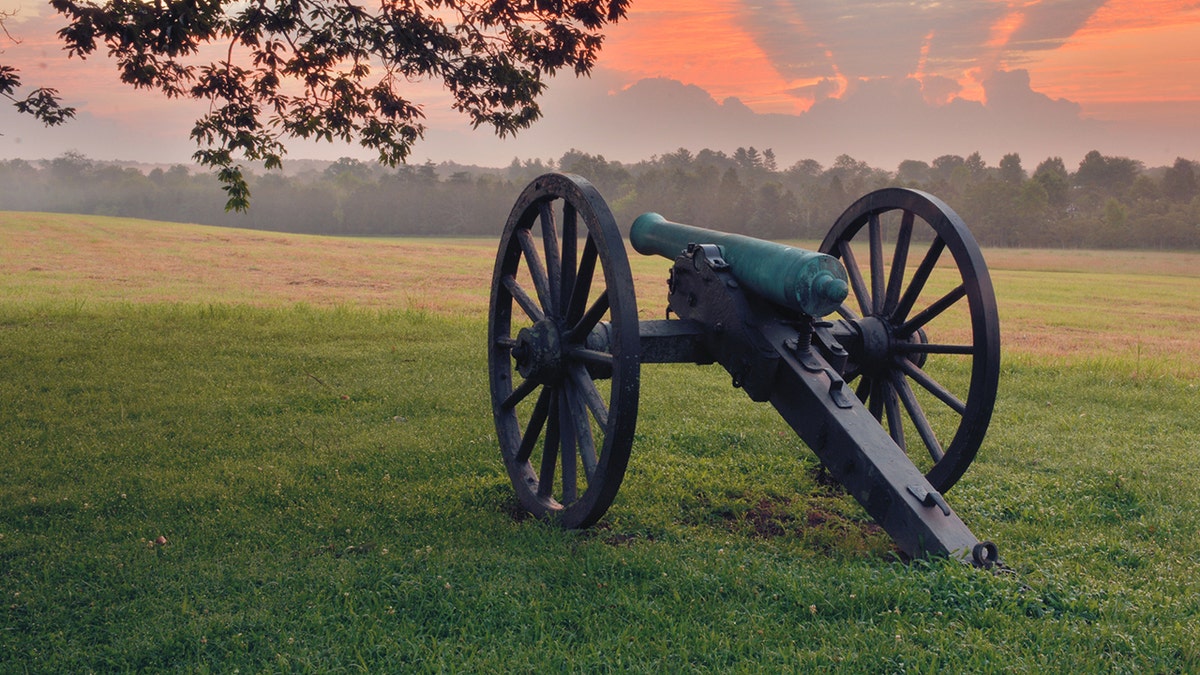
2, 211, 1200, 672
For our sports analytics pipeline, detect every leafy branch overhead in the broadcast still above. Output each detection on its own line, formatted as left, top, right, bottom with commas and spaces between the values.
1, 10, 77, 127
5, 0, 629, 210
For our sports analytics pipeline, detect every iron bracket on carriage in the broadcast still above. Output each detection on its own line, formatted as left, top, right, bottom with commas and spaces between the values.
487, 173, 1001, 567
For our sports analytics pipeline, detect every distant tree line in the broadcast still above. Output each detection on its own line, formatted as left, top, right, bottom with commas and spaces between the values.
2, 147, 1198, 249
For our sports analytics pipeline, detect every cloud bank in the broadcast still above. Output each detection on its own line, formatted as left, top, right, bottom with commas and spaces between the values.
417, 68, 1199, 170
649, 0, 1113, 109
6, 66, 1198, 171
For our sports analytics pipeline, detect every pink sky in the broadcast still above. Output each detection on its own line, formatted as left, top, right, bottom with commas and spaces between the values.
2, 1, 1199, 168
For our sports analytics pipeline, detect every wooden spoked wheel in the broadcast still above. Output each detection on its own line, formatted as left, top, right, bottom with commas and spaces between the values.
488, 173, 641, 528
820, 188, 1000, 492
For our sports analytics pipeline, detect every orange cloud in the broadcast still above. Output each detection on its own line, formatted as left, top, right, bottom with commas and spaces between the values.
598, 0, 1200, 117
1018, 0, 1200, 104
601, 0, 816, 114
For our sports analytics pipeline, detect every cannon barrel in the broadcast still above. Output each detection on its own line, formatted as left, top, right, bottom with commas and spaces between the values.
630, 213, 849, 317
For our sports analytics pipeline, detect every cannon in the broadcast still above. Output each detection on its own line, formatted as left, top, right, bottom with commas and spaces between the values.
488, 173, 1001, 566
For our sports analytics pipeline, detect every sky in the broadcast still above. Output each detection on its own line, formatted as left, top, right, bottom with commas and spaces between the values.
2, 0, 1200, 171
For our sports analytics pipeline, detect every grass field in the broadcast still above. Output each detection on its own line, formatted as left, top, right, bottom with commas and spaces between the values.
3, 211, 1200, 672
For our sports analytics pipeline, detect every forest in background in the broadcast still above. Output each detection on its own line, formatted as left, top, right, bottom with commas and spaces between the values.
1, 147, 1198, 249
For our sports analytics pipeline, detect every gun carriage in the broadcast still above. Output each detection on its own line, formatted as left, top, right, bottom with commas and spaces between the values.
488, 173, 1000, 565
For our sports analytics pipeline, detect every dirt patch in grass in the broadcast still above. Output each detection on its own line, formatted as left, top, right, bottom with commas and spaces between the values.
736, 496, 879, 539
729, 495, 891, 559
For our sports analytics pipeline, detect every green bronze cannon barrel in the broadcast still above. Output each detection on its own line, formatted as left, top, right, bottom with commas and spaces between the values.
630, 213, 849, 317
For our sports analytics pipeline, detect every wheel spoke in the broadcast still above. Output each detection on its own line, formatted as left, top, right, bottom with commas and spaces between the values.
537, 390, 560, 498
868, 377, 884, 421
565, 236, 597, 326
838, 241, 872, 317
564, 383, 598, 481
869, 213, 885, 315
539, 201, 563, 314
516, 386, 552, 463
854, 374, 872, 404
568, 290, 610, 343
561, 203, 578, 318
895, 358, 967, 415
884, 211, 914, 316
897, 342, 975, 356
569, 348, 613, 369
503, 274, 545, 323
502, 376, 540, 410
898, 284, 966, 337
568, 362, 609, 429
517, 228, 554, 316
882, 380, 906, 451
835, 302, 860, 321
891, 372, 945, 462
558, 387, 577, 503
892, 236, 945, 324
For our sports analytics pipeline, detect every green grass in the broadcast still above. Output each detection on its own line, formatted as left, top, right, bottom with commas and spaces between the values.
3, 213, 1200, 671
3, 298, 1199, 672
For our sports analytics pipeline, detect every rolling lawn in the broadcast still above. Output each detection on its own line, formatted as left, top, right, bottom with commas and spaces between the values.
2, 212, 1200, 672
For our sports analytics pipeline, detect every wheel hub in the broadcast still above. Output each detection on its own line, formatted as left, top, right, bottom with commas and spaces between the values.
512, 320, 565, 382
848, 316, 928, 375
854, 316, 893, 374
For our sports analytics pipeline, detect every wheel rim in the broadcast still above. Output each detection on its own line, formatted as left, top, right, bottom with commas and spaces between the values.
820, 188, 1000, 492
488, 173, 640, 528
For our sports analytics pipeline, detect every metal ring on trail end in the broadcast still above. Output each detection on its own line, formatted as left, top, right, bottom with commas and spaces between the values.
972, 541, 1000, 568
821, 188, 1001, 493
488, 173, 641, 529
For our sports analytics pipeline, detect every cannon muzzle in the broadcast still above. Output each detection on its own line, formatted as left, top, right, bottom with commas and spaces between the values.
630, 213, 849, 317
